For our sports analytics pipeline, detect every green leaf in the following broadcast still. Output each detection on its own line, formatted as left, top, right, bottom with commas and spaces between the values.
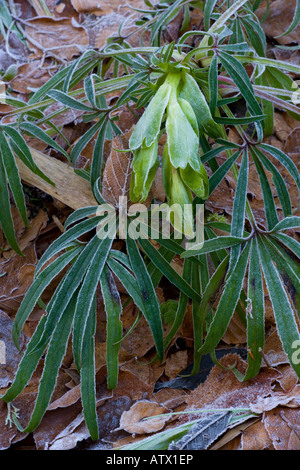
251, 148, 279, 230
33, 234, 112, 353
208, 54, 218, 116
12, 246, 82, 349
138, 237, 201, 302
182, 236, 245, 258
80, 295, 98, 440
214, 115, 267, 125
0, 131, 27, 226
162, 258, 192, 350
219, 51, 262, 116
3, 126, 54, 185
107, 256, 147, 311
276, 0, 300, 37
150, 0, 184, 46
72, 235, 114, 371
253, 147, 292, 218
209, 150, 241, 195
24, 291, 78, 433
47, 89, 93, 112
242, 236, 265, 381
263, 236, 300, 311
271, 232, 300, 259
204, 0, 218, 31
64, 206, 98, 230
198, 242, 251, 356
258, 144, 300, 196
229, 150, 249, 271
90, 118, 109, 192
126, 236, 164, 361
36, 216, 104, 273
100, 265, 123, 389
258, 235, 300, 378
70, 116, 106, 164
271, 216, 300, 232
20, 122, 70, 161
0, 144, 22, 255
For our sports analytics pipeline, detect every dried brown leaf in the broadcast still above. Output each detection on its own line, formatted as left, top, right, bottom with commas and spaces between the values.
240, 420, 274, 450
250, 384, 300, 413
256, 0, 300, 45
118, 400, 170, 435
25, 17, 89, 61
263, 407, 300, 450
185, 354, 280, 413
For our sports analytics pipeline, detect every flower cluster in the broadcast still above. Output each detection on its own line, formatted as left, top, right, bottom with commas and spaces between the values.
129, 70, 221, 236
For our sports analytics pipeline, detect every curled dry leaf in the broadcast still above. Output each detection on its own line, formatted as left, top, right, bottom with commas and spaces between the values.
118, 400, 170, 435
250, 384, 300, 414
263, 407, 300, 450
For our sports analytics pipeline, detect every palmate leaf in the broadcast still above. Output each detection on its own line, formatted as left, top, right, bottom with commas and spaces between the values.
12, 245, 83, 348
72, 234, 115, 372
197, 241, 251, 357
251, 149, 279, 230
258, 235, 300, 378
22, 291, 79, 433
238, 236, 265, 381
126, 235, 164, 361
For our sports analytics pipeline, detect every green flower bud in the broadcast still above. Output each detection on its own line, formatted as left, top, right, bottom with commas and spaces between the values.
129, 81, 172, 150
179, 71, 222, 140
165, 74, 200, 171
179, 163, 209, 200
162, 145, 194, 238
130, 139, 159, 202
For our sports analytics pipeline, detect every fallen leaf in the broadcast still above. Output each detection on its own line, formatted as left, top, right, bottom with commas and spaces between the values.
0, 310, 28, 388
102, 133, 132, 208
257, 0, 300, 45
250, 384, 300, 413
185, 354, 280, 412
164, 350, 188, 380
118, 400, 170, 435
10, 60, 55, 94
25, 17, 89, 61
240, 420, 274, 450
263, 407, 300, 450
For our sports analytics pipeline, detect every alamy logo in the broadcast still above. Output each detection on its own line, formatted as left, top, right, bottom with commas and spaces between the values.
0, 80, 6, 103
95, 197, 205, 251
0, 340, 6, 365
292, 80, 300, 105
291, 340, 300, 365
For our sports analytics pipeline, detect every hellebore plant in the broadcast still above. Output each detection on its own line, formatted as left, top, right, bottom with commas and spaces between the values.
129, 69, 215, 236
0, 0, 300, 444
